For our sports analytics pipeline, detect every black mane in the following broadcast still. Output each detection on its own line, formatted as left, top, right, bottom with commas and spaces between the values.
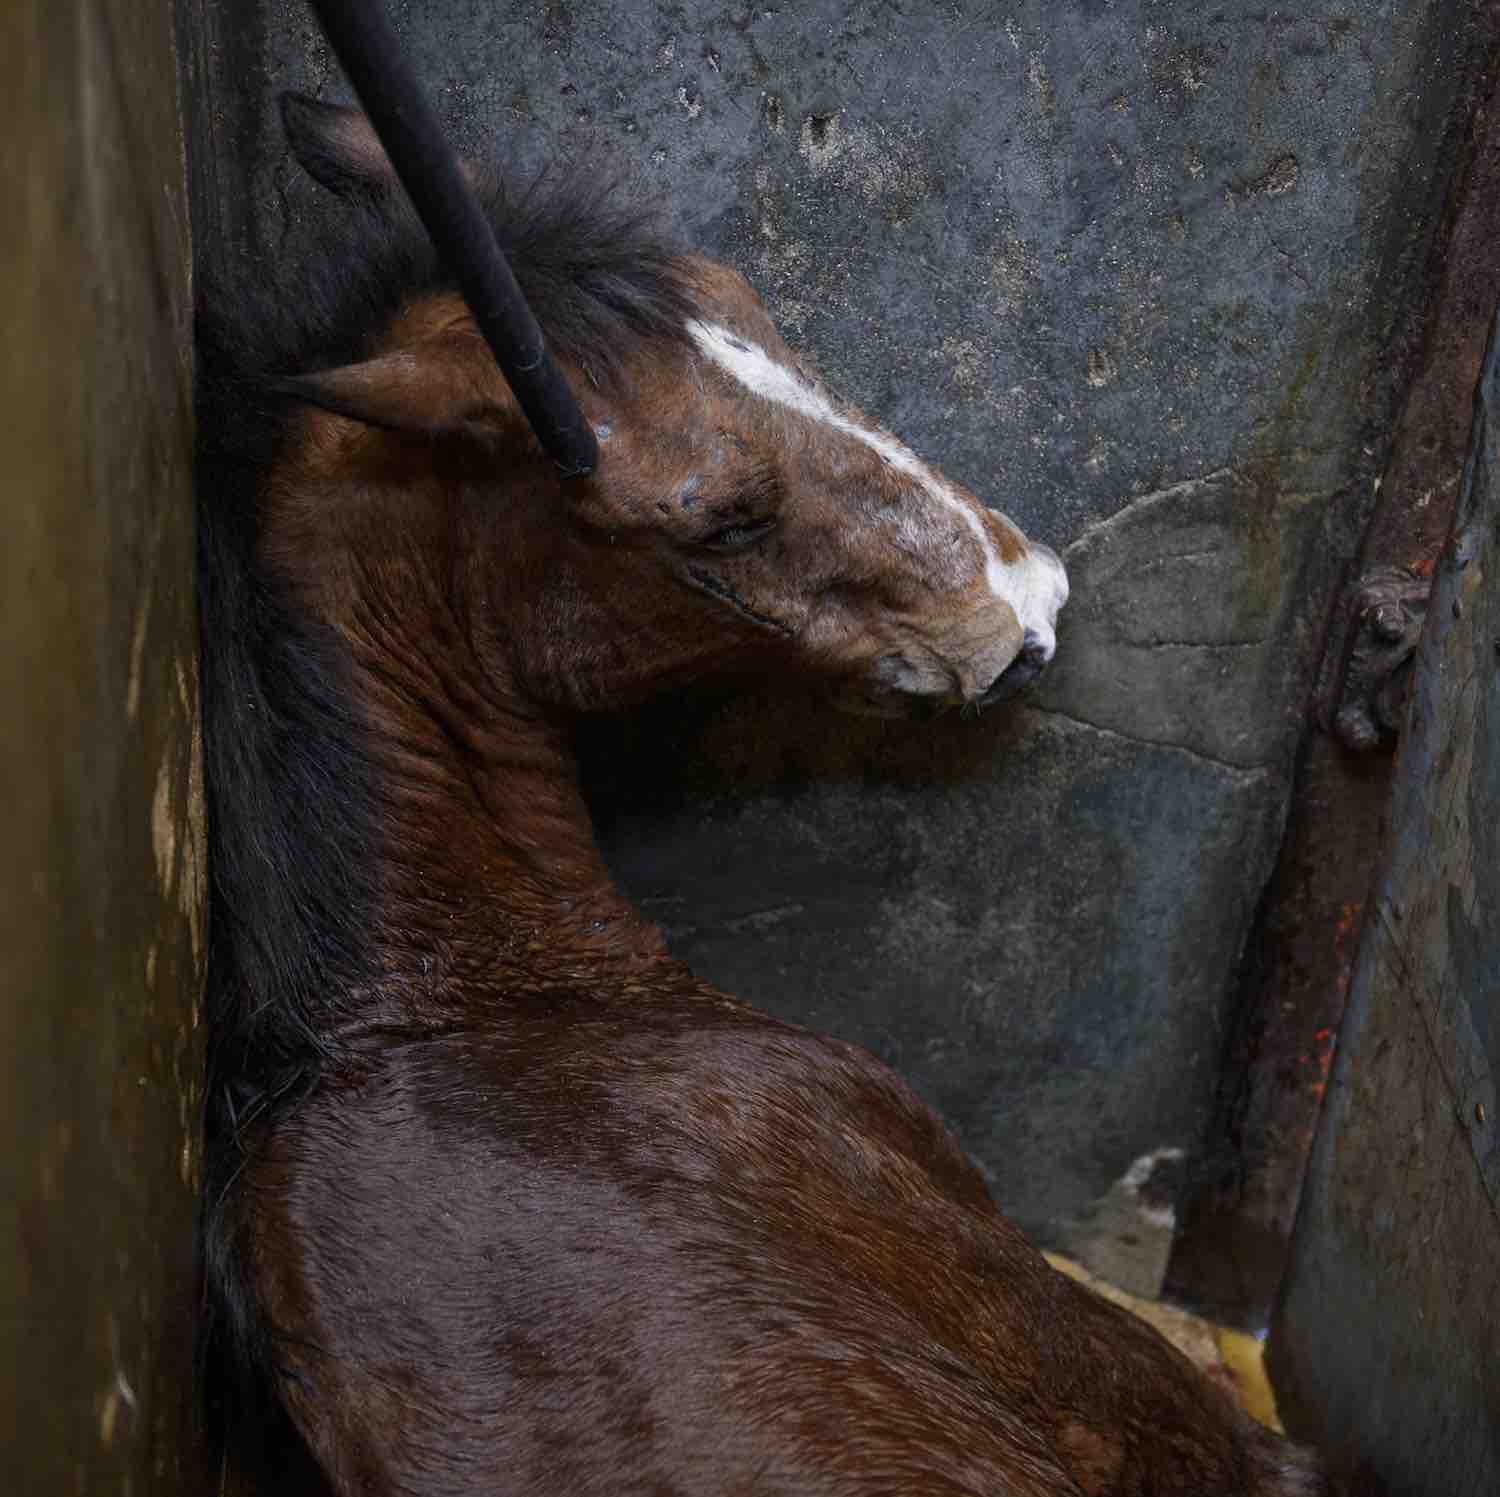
195, 167, 700, 1468
201, 165, 702, 457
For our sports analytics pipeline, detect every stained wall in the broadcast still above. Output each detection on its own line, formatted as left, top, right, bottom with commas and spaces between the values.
1, 0, 204, 1491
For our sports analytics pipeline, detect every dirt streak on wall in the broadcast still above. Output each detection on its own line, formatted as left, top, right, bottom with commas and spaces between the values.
0, 1, 204, 1490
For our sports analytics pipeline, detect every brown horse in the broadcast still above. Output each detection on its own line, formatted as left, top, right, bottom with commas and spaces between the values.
196, 94, 1335, 1496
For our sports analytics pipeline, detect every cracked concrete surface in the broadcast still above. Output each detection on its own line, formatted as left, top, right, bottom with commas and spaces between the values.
200, 0, 1475, 1281
1034, 467, 1315, 771
1027, 705, 1273, 778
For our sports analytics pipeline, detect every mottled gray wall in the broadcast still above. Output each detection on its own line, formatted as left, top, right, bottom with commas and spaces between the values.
209, 0, 1477, 1285
0, 1, 204, 1490
1270, 311, 1500, 1497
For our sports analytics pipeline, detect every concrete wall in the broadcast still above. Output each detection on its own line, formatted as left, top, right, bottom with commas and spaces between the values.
1270, 308, 1500, 1497
191, 0, 1492, 1291
0, 1, 204, 1490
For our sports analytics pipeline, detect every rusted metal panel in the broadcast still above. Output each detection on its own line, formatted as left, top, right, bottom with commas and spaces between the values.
1167, 19, 1500, 1329
0, 1, 204, 1490
1269, 303, 1500, 1496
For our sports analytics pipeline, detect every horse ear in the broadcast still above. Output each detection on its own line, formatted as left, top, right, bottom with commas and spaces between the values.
281, 93, 396, 200
277, 334, 515, 439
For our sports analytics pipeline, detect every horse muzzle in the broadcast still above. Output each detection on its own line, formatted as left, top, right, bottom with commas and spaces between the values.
977, 629, 1054, 705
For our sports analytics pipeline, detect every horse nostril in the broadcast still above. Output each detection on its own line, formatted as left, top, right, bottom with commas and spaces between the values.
1019, 628, 1053, 668
980, 630, 1053, 705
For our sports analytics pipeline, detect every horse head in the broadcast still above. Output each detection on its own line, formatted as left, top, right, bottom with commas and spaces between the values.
274, 95, 1067, 723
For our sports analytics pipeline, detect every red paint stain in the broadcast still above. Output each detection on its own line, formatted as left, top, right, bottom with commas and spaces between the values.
1328, 899, 1364, 1010
1333, 900, 1363, 957
1307, 1026, 1337, 1105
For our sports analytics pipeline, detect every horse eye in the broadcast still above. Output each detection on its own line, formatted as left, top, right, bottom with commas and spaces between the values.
698, 516, 777, 552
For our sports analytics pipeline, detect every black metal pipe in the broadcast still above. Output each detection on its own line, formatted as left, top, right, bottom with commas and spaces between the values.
305, 0, 599, 477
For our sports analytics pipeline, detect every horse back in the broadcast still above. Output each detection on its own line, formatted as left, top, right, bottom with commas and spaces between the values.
243, 994, 1261, 1496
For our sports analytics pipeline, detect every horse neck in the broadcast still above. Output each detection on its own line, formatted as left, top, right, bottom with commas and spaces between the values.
286, 484, 666, 1007
377, 675, 658, 988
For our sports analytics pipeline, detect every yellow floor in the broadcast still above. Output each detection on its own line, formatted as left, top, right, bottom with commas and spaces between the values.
1044, 1253, 1282, 1433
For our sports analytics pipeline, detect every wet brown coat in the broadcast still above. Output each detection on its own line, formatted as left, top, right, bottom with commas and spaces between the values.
199, 98, 1336, 1497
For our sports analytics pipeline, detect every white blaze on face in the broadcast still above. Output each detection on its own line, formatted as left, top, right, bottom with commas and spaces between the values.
686, 320, 1067, 657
